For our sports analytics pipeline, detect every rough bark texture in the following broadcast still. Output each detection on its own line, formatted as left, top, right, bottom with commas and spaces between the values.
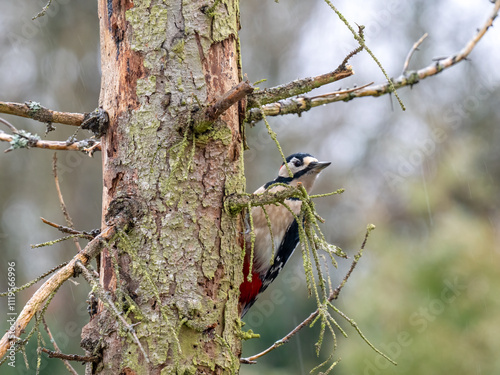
81, 1, 244, 373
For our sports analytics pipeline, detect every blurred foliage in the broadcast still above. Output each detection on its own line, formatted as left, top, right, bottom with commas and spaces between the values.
1, 0, 499, 374
241, 1, 500, 374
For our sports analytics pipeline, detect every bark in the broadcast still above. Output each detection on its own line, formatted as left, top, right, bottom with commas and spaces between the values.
81, 1, 244, 373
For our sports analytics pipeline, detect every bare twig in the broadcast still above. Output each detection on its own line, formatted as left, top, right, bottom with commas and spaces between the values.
402, 33, 429, 73
0, 101, 84, 126
247, 1, 500, 123
32, 0, 53, 20
240, 224, 374, 364
53, 153, 81, 251
339, 25, 365, 68
83, 141, 102, 155
0, 117, 19, 133
323, 0, 404, 110
40, 217, 96, 240
0, 262, 68, 297
40, 348, 99, 363
42, 318, 80, 375
311, 81, 374, 99
31, 234, 93, 249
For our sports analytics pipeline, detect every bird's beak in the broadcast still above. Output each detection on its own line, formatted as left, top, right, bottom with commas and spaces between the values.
309, 161, 331, 171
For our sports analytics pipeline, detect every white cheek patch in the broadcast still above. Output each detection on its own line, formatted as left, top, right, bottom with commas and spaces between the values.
279, 163, 290, 177
302, 156, 318, 167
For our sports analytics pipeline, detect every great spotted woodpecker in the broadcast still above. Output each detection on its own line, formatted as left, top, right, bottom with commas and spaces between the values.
239, 153, 331, 316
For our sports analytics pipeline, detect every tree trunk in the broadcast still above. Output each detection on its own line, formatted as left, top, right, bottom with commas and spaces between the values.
82, 1, 244, 373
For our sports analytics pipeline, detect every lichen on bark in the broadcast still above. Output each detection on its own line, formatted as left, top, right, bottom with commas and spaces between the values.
85, 0, 245, 373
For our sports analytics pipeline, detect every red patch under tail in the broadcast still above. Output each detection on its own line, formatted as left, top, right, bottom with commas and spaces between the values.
239, 257, 262, 316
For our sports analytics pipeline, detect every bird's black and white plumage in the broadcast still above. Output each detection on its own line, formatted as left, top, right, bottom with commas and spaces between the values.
239, 153, 331, 316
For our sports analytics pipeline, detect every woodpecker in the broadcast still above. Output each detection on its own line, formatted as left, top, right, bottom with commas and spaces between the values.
239, 153, 331, 316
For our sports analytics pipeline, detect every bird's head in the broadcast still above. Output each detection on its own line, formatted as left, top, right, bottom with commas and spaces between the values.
276, 153, 331, 192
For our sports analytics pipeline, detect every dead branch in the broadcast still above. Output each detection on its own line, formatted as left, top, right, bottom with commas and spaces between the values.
243, 36, 361, 117
0, 101, 84, 126
0, 132, 101, 153
225, 185, 302, 215
40, 217, 97, 240
0, 224, 118, 361
194, 81, 254, 133
247, 1, 500, 124
205, 81, 254, 121
246, 84, 373, 124
32, 0, 53, 20
247, 66, 354, 109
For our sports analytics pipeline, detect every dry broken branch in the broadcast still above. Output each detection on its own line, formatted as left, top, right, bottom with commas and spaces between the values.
204, 81, 254, 121
0, 224, 118, 361
40, 348, 99, 364
0, 132, 101, 153
247, 65, 354, 109
0, 101, 84, 126
195, 81, 255, 133
247, 0, 500, 123
246, 84, 372, 124
40, 217, 96, 240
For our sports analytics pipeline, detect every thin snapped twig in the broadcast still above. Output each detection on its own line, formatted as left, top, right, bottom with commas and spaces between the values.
42, 317, 80, 375
40, 348, 99, 364
40, 217, 97, 240
52, 153, 82, 251
0, 117, 19, 133
402, 33, 429, 73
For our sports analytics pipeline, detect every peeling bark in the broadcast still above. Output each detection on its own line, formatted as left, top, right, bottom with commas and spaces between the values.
82, 1, 244, 373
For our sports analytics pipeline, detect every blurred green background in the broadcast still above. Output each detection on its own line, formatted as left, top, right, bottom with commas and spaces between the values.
1, 1, 499, 374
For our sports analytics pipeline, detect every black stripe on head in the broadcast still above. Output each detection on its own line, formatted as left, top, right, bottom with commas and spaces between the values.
284, 153, 313, 164
276, 153, 316, 179
290, 164, 317, 180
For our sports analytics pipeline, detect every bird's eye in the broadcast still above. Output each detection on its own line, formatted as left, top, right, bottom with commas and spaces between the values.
293, 160, 302, 167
